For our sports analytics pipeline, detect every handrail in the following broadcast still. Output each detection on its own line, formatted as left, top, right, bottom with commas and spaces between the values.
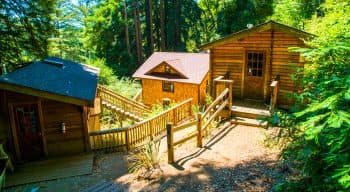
97, 85, 151, 118
202, 88, 229, 119
133, 89, 142, 102
97, 85, 149, 109
89, 98, 193, 151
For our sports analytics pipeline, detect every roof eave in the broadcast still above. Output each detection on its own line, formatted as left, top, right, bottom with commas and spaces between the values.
0, 81, 94, 107
199, 21, 314, 50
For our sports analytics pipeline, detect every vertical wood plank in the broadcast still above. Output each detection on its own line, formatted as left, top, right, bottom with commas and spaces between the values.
166, 122, 174, 164
196, 113, 202, 148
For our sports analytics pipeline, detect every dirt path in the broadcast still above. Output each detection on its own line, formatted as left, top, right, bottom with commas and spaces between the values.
115, 124, 281, 191
6, 124, 281, 192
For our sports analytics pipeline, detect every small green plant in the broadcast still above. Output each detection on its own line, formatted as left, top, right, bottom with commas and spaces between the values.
128, 140, 161, 178
204, 93, 213, 106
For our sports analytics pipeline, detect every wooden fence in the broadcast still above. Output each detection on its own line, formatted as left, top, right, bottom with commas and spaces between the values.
97, 85, 150, 118
166, 88, 230, 163
89, 98, 193, 151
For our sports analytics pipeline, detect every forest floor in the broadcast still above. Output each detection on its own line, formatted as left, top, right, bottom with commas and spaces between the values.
6, 124, 283, 192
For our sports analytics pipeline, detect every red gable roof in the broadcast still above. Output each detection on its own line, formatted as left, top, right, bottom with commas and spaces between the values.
133, 52, 209, 84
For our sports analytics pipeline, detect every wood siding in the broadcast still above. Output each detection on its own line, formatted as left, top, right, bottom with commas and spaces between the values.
41, 100, 85, 157
142, 77, 208, 105
0, 90, 88, 159
210, 29, 305, 108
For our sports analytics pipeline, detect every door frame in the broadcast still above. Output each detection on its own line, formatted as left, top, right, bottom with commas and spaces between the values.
241, 49, 270, 101
8, 101, 48, 161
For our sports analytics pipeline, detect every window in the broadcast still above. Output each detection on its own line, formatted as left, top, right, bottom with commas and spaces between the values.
162, 81, 174, 92
247, 51, 264, 77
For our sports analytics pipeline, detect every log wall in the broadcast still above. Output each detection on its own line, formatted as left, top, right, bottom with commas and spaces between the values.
210, 29, 305, 107
142, 78, 208, 106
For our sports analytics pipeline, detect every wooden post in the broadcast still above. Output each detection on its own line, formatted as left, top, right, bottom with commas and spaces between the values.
173, 109, 177, 126
125, 129, 130, 151
166, 122, 174, 164
228, 82, 233, 116
150, 124, 154, 141
196, 113, 202, 148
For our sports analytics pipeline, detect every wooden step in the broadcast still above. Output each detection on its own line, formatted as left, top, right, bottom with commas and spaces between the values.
231, 105, 270, 119
101, 101, 144, 122
231, 117, 268, 128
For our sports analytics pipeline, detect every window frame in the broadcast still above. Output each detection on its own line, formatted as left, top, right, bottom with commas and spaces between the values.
162, 81, 174, 92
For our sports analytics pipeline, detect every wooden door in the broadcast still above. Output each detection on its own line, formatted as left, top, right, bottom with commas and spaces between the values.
12, 103, 44, 161
244, 51, 265, 100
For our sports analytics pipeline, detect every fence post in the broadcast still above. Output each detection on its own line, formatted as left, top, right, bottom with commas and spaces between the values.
196, 113, 203, 148
166, 122, 174, 164
125, 129, 130, 151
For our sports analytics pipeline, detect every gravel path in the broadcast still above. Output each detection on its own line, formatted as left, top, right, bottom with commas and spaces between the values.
116, 124, 281, 191
6, 124, 281, 191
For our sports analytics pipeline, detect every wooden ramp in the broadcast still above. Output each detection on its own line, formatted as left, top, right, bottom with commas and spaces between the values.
6, 154, 93, 187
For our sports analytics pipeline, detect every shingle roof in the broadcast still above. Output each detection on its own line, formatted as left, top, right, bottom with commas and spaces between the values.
133, 52, 209, 84
0, 57, 99, 102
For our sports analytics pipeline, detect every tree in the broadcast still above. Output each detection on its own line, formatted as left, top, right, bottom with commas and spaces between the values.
271, 1, 350, 191
145, 0, 154, 56
0, 0, 56, 71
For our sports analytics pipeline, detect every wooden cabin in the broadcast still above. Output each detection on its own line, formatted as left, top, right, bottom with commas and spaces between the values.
0, 57, 100, 162
200, 20, 313, 108
133, 52, 209, 105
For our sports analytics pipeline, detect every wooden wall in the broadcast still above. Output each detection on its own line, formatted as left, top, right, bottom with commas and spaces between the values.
142, 79, 205, 105
41, 100, 86, 157
210, 29, 304, 108
0, 90, 88, 159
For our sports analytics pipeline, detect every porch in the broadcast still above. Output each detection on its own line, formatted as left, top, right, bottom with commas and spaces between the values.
5, 153, 93, 187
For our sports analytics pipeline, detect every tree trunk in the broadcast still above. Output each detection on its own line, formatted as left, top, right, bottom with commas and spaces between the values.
124, 0, 131, 56
160, 0, 166, 51
133, 1, 143, 65
145, 0, 154, 56
174, 0, 180, 51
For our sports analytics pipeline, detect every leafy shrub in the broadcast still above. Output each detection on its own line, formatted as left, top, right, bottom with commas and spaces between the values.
85, 58, 116, 85
128, 140, 162, 179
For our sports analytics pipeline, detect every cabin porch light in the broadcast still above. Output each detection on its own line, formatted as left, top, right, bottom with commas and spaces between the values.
60, 122, 67, 134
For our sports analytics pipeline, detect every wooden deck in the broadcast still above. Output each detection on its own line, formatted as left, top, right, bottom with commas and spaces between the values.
6, 154, 93, 187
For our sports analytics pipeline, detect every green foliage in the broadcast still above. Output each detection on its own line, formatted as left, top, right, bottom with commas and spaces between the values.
107, 77, 141, 99
271, 0, 320, 29
85, 58, 116, 85
145, 102, 177, 118
273, 35, 350, 192
128, 140, 161, 174
0, 0, 56, 70
217, 0, 273, 35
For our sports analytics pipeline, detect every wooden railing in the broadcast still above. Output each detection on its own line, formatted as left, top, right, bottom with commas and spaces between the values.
166, 88, 230, 163
270, 80, 279, 112
89, 98, 193, 151
97, 85, 150, 118
132, 89, 143, 102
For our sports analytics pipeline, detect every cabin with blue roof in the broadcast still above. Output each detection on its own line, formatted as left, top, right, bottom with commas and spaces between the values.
0, 57, 100, 162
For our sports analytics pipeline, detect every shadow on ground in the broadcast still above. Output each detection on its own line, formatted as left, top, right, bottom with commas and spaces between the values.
140, 158, 279, 191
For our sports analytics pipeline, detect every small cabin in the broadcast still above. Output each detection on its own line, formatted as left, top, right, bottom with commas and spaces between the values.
0, 57, 100, 162
200, 20, 313, 108
133, 52, 209, 105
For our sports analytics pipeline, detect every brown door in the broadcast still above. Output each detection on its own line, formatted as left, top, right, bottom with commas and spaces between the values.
244, 51, 265, 100
13, 104, 44, 161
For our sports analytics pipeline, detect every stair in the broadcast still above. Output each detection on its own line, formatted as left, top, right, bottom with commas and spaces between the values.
101, 100, 144, 122
230, 100, 270, 128
97, 85, 150, 122
231, 117, 268, 128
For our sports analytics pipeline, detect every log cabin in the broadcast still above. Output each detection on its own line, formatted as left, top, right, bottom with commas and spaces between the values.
200, 20, 313, 109
0, 57, 100, 162
133, 52, 209, 106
